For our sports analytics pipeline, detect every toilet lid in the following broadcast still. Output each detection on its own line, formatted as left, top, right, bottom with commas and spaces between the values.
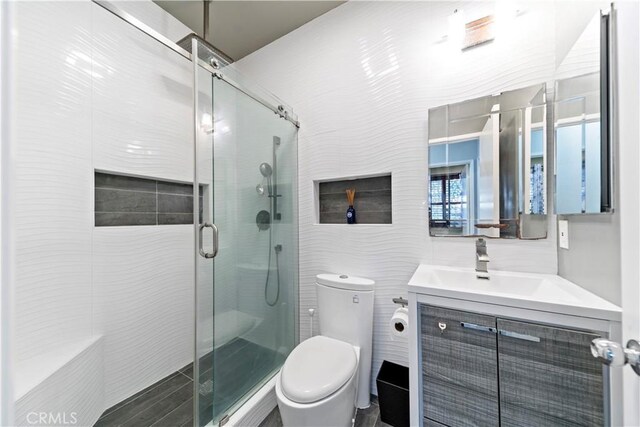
281, 335, 357, 404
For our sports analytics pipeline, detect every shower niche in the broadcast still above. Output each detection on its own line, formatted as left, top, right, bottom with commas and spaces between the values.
316, 174, 392, 224
94, 171, 206, 226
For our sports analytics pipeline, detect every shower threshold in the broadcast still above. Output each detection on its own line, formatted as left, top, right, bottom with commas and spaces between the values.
94, 338, 285, 427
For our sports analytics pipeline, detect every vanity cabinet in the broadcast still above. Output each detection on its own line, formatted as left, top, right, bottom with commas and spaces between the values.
420, 304, 605, 427
497, 319, 604, 426
421, 306, 499, 427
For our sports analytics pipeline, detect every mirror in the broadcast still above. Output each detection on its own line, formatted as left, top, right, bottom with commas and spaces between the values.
428, 83, 547, 239
554, 9, 612, 214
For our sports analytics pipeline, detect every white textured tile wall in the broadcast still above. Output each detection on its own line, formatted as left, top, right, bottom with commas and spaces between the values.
0, 2, 14, 424
14, 337, 104, 427
233, 0, 587, 393
13, 0, 94, 364
92, 4, 194, 183
91, 1, 201, 409
11, 0, 205, 420
12, 0, 295, 422
92, 227, 194, 408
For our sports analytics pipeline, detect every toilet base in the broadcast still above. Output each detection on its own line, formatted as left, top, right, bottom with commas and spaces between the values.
275, 367, 358, 427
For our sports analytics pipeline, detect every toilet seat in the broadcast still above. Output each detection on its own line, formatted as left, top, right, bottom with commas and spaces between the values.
280, 335, 357, 404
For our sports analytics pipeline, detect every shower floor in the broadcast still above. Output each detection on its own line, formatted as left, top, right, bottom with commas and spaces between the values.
94, 338, 285, 427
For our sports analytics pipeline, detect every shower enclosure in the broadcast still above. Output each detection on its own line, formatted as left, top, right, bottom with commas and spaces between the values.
190, 39, 299, 426
5, 2, 298, 424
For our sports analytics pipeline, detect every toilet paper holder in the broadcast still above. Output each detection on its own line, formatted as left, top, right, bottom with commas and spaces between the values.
392, 297, 408, 307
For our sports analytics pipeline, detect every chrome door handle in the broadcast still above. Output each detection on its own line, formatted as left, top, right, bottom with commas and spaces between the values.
199, 222, 218, 259
498, 329, 540, 343
592, 338, 640, 375
460, 322, 497, 334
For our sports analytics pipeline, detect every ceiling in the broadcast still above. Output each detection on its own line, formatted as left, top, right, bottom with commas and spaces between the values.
154, 1, 345, 62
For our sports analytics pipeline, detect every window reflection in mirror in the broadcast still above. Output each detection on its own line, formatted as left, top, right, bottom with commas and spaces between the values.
428, 145, 475, 236
428, 84, 547, 239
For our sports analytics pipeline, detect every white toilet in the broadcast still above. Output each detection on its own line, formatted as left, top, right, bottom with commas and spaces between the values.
276, 273, 375, 427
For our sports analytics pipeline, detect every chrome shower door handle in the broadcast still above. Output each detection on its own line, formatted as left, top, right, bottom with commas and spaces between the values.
199, 222, 219, 259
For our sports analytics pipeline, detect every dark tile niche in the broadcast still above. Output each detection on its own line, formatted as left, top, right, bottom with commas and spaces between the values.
318, 174, 392, 224
95, 172, 203, 226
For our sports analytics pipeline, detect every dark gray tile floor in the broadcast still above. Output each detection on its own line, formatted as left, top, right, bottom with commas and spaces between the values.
94, 338, 389, 427
94, 338, 283, 427
94, 367, 194, 427
258, 396, 393, 427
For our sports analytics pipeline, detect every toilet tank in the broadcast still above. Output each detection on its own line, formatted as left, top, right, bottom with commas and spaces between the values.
315, 273, 374, 408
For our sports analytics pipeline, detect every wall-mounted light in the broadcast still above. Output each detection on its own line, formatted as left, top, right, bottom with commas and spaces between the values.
462, 15, 495, 50
441, 3, 525, 51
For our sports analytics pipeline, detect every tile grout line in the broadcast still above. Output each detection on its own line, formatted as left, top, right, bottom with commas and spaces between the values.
95, 211, 195, 215
95, 187, 157, 194
117, 381, 193, 427
96, 186, 197, 197
97, 371, 182, 420
148, 396, 193, 427
178, 369, 194, 382
155, 180, 158, 225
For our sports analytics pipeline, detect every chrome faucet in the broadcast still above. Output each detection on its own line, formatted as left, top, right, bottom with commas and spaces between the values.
475, 238, 490, 279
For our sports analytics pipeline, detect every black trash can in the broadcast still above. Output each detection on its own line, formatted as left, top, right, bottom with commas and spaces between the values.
376, 360, 410, 427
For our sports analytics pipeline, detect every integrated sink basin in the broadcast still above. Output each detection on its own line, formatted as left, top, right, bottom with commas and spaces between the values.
408, 264, 621, 321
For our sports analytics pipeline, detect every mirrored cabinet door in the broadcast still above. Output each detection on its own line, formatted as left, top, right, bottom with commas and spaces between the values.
554, 10, 612, 215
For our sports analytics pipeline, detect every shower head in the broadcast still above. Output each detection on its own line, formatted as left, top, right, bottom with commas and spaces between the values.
259, 162, 273, 178
259, 162, 274, 198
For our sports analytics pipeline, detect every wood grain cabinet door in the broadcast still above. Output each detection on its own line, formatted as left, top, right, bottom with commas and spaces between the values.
496, 319, 605, 427
420, 304, 500, 427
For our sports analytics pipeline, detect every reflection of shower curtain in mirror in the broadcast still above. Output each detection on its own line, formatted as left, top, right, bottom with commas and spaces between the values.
530, 163, 545, 214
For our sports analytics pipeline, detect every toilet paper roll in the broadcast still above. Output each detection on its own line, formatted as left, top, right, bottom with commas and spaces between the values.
390, 307, 409, 339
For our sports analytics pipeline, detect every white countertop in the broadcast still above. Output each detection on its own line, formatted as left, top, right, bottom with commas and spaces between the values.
408, 264, 622, 322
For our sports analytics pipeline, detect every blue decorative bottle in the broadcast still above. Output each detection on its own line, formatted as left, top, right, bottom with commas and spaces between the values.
346, 188, 356, 224
347, 205, 356, 224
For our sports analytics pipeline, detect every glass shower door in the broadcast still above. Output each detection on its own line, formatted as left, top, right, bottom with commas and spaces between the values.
195, 57, 298, 426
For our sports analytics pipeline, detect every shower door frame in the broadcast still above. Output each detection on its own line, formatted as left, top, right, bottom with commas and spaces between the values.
194, 54, 300, 425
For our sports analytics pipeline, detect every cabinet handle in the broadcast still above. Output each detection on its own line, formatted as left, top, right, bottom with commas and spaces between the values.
460, 322, 497, 334
499, 329, 540, 343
